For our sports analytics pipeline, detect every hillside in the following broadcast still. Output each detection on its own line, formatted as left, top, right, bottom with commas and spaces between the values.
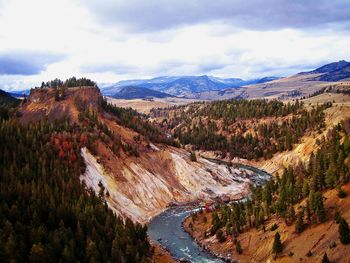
150, 99, 330, 161
184, 184, 350, 262
18, 85, 262, 224
315, 63, 350, 82
0, 85, 151, 262
0, 89, 20, 106
183, 120, 350, 262
310, 60, 349, 74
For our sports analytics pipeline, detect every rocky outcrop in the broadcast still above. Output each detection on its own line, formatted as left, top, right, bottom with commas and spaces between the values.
19, 86, 102, 123
81, 146, 253, 223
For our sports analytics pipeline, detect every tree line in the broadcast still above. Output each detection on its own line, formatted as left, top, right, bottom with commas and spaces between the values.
40, 77, 96, 89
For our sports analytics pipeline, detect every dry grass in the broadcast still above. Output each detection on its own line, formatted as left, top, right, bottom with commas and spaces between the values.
244, 73, 339, 99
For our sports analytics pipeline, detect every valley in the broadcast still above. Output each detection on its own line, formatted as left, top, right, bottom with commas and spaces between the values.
2, 0, 350, 262
1, 61, 350, 263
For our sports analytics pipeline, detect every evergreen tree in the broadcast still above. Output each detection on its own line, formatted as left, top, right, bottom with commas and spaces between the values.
295, 211, 304, 233
321, 252, 330, 263
314, 192, 326, 223
272, 232, 283, 254
339, 218, 350, 244
235, 240, 243, 254
190, 151, 197, 162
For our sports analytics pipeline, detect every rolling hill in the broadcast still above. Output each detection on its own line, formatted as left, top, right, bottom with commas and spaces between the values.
0, 89, 20, 106
112, 86, 175, 99
314, 63, 350, 81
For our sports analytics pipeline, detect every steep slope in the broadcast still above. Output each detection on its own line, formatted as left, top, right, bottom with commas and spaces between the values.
254, 95, 350, 175
20, 86, 264, 223
184, 183, 350, 263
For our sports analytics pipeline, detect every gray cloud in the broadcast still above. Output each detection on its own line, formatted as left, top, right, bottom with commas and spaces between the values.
81, 58, 230, 77
0, 50, 65, 75
83, 0, 350, 33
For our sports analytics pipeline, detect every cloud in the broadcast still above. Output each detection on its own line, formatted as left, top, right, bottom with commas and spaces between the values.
83, 0, 350, 33
0, 50, 65, 75
81, 62, 139, 75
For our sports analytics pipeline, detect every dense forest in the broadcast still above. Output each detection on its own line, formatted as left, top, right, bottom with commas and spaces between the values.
192, 120, 350, 254
0, 114, 150, 262
152, 99, 331, 160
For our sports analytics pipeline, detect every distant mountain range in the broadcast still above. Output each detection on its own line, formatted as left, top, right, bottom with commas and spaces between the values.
102, 75, 281, 98
112, 86, 175, 99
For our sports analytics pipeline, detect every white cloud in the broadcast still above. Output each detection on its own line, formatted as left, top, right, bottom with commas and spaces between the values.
0, 0, 349, 90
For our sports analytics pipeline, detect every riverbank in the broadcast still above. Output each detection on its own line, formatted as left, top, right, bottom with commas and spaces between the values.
183, 212, 239, 262
151, 243, 178, 263
183, 183, 350, 263
181, 214, 237, 263
147, 161, 272, 262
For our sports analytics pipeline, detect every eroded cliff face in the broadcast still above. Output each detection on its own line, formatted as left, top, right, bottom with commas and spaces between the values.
19, 86, 102, 123
80, 146, 253, 223
18, 86, 260, 224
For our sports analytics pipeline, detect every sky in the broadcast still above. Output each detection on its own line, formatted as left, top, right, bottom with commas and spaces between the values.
0, 0, 350, 91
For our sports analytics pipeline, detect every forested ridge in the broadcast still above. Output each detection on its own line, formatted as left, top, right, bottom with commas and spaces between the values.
151, 99, 331, 160
0, 94, 151, 262
190, 120, 350, 255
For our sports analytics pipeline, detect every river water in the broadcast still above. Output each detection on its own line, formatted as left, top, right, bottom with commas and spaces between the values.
148, 162, 271, 263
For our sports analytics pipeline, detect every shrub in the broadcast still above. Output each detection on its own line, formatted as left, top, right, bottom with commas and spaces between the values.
270, 223, 278, 231
216, 229, 226, 243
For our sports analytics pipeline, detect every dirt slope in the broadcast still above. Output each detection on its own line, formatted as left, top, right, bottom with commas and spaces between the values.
81, 146, 253, 223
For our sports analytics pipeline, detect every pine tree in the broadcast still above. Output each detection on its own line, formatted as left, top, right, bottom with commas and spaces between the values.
272, 232, 283, 254
321, 252, 330, 263
314, 192, 326, 223
235, 240, 243, 254
339, 218, 350, 244
295, 211, 304, 233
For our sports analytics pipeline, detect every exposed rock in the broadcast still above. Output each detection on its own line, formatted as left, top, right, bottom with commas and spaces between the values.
81, 147, 252, 223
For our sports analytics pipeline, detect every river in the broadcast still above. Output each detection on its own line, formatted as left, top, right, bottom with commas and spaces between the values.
148, 162, 271, 263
